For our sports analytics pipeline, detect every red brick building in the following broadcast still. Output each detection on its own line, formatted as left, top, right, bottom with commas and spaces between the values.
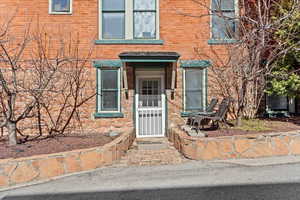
2, 0, 292, 138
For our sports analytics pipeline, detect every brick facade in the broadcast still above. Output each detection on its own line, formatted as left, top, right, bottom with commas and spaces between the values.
0, 0, 229, 135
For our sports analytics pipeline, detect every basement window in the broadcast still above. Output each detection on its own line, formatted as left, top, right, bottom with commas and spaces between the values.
49, 0, 72, 14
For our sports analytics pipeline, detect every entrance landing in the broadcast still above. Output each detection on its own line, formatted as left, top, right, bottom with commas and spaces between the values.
113, 138, 187, 166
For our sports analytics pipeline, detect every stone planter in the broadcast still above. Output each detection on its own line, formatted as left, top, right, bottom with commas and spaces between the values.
0, 128, 135, 189
168, 126, 300, 161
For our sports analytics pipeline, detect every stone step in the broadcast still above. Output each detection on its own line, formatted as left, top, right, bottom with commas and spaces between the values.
111, 138, 188, 167
137, 143, 169, 150
136, 138, 169, 150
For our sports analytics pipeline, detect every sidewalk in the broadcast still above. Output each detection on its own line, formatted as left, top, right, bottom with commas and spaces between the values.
213, 155, 300, 167
2, 155, 300, 199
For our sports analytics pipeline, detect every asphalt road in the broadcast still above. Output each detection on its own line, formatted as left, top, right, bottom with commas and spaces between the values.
2, 158, 300, 200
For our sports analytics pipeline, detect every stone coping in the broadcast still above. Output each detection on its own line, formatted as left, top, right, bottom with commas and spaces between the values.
0, 128, 135, 189
168, 126, 300, 161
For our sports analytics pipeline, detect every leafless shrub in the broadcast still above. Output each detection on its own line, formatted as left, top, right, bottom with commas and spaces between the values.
0, 12, 95, 145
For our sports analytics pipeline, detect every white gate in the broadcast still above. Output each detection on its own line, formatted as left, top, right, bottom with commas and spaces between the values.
135, 76, 165, 138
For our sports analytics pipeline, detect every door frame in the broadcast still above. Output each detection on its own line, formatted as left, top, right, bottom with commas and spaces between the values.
135, 72, 166, 138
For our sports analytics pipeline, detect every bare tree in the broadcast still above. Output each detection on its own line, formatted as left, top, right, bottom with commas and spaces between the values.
189, 0, 300, 125
0, 13, 95, 145
0, 14, 41, 145
31, 30, 95, 138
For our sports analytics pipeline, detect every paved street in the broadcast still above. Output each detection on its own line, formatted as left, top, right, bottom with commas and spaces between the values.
2, 156, 300, 200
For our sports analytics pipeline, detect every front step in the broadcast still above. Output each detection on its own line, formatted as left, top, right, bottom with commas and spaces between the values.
112, 138, 188, 167
136, 139, 169, 150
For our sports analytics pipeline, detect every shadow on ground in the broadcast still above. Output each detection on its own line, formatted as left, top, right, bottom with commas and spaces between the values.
3, 182, 300, 200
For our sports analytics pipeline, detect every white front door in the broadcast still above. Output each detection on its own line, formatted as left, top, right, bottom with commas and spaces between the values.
135, 76, 165, 138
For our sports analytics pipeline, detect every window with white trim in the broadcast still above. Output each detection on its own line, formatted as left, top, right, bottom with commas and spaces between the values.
211, 0, 237, 39
183, 68, 207, 112
49, 0, 72, 14
100, 0, 159, 40
97, 68, 121, 112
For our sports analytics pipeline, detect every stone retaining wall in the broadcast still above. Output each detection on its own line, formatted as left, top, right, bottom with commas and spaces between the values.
168, 126, 300, 160
0, 128, 135, 189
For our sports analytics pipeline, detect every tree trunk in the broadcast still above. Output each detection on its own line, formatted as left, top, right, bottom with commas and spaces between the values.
236, 114, 243, 127
7, 122, 17, 146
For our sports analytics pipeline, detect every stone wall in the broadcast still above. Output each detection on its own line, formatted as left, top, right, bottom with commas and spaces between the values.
0, 128, 135, 189
168, 126, 300, 160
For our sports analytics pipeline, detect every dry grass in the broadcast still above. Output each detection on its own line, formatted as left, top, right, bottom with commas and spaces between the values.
230, 119, 272, 132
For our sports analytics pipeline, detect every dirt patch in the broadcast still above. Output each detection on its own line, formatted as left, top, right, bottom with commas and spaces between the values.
0, 132, 119, 159
202, 117, 300, 137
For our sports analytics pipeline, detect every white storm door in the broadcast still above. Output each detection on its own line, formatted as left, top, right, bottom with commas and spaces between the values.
136, 77, 165, 137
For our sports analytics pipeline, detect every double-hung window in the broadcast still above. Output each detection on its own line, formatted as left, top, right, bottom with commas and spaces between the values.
49, 0, 72, 14
97, 68, 121, 113
211, 0, 236, 39
183, 68, 207, 112
100, 0, 159, 40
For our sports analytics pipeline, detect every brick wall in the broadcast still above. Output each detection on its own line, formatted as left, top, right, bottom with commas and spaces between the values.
0, 0, 229, 134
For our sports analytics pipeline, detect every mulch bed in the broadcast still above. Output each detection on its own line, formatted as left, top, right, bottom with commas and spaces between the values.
0, 133, 119, 160
202, 117, 300, 138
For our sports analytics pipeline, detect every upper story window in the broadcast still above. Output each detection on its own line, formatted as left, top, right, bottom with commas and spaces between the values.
211, 0, 237, 40
134, 0, 156, 39
102, 0, 125, 39
49, 0, 72, 14
100, 0, 159, 40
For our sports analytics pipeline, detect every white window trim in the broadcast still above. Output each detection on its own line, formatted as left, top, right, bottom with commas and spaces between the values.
98, 0, 160, 40
49, 0, 73, 15
209, 0, 239, 40
183, 68, 207, 112
97, 68, 121, 113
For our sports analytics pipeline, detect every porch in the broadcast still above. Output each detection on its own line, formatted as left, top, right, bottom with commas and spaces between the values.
120, 52, 180, 138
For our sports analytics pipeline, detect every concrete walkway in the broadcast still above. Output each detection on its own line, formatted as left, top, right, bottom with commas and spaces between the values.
113, 138, 187, 166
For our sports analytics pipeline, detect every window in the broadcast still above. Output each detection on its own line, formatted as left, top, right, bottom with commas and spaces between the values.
134, 0, 156, 39
266, 95, 288, 111
100, 0, 159, 40
97, 68, 121, 113
183, 68, 207, 112
49, 0, 72, 14
211, 0, 236, 39
102, 0, 125, 39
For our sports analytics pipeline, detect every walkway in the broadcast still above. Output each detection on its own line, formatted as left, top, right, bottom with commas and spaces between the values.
113, 138, 188, 167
